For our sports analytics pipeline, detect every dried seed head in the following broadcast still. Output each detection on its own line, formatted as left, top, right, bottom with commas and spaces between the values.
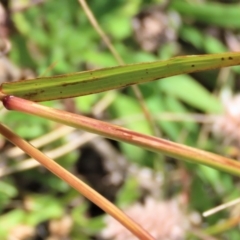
101, 197, 188, 240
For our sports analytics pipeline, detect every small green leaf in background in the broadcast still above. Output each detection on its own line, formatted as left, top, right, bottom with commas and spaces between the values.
110, 93, 152, 162
158, 75, 222, 113
180, 26, 227, 53
0, 194, 64, 238
0, 209, 26, 238
0, 181, 18, 213
71, 202, 105, 237
170, 0, 240, 29
24, 194, 64, 226
116, 176, 141, 208
147, 95, 181, 140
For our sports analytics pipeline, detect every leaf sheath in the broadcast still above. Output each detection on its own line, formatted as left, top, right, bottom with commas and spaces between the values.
1, 52, 240, 102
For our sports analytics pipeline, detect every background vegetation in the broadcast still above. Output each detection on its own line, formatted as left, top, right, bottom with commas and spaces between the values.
1, 0, 240, 239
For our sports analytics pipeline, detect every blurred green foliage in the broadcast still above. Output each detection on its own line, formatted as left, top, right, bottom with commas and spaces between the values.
1, 0, 240, 239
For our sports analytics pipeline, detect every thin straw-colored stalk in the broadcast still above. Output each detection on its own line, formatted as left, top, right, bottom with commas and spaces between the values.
77, 0, 159, 136
39, 61, 58, 77
112, 113, 218, 126
4, 96, 240, 177
0, 122, 155, 240
203, 197, 240, 217
6, 125, 75, 158
0, 132, 98, 177
204, 217, 240, 235
77, 0, 123, 65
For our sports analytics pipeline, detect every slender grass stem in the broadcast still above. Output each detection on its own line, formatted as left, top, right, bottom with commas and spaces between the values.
78, 0, 159, 136
4, 95, 240, 177
0, 122, 155, 240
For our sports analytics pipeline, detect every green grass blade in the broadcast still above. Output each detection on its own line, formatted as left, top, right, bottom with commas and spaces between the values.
1, 52, 240, 102
170, 0, 240, 29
